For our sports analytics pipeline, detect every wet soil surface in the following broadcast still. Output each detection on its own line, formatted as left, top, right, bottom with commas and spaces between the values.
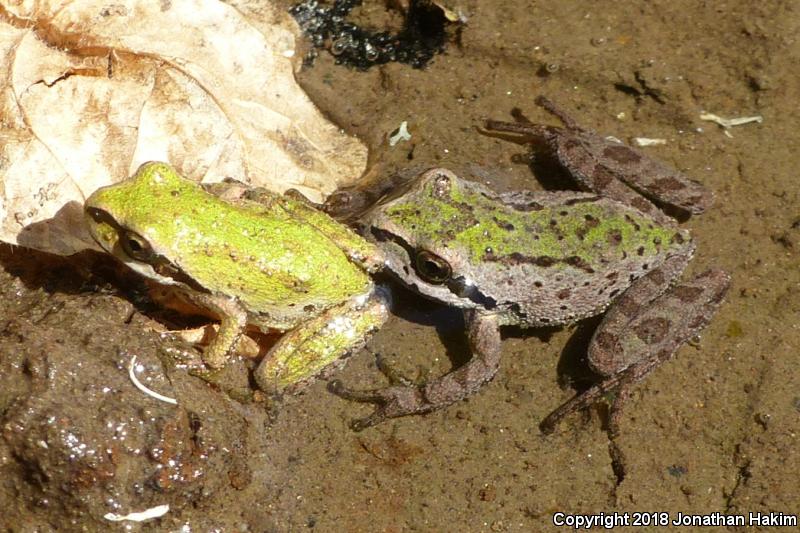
1, 1, 798, 531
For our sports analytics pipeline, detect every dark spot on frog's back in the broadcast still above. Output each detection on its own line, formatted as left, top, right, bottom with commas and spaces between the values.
584, 214, 600, 228
524, 254, 556, 267
624, 214, 641, 231
484, 253, 556, 267
564, 255, 595, 273
602, 144, 642, 164
607, 229, 623, 246
633, 317, 671, 344
493, 217, 515, 231
557, 288, 571, 300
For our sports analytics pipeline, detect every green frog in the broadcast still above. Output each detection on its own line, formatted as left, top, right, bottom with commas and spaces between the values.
328, 163, 730, 432
84, 162, 390, 394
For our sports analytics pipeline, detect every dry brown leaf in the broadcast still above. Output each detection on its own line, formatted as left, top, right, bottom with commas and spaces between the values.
0, 0, 368, 255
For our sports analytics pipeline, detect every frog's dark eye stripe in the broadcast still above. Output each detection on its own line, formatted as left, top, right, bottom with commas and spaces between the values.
415, 250, 451, 284
369, 227, 498, 310
120, 230, 156, 263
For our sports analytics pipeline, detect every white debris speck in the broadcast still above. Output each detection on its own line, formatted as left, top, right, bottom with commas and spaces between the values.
128, 355, 178, 405
604, 135, 623, 144
699, 112, 762, 137
389, 121, 411, 146
104, 504, 170, 522
281, 49, 295, 58
633, 137, 667, 147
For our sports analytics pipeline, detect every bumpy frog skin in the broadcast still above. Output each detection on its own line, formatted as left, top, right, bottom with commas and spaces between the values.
85, 162, 390, 393
330, 99, 730, 435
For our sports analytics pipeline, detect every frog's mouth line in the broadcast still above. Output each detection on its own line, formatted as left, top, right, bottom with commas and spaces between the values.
370, 228, 498, 311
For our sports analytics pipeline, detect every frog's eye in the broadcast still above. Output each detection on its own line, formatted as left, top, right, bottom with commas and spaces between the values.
415, 250, 452, 284
119, 230, 155, 263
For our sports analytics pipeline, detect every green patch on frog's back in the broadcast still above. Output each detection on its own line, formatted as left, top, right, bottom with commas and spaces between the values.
386, 178, 686, 271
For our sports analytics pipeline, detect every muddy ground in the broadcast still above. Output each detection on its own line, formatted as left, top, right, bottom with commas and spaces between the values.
1, 0, 798, 531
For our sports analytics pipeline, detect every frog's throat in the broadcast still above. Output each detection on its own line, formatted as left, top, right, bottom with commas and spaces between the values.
123, 260, 184, 287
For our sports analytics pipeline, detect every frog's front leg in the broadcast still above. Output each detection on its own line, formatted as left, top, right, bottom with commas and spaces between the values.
540, 255, 730, 435
329, 311, 502, 431
183, 292, 248, 370
255, 287, 391, 394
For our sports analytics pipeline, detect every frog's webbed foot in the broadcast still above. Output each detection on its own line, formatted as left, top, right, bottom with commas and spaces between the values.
539, 365, 636, 436
328, 379, 430, 431
331, 312, 503, 431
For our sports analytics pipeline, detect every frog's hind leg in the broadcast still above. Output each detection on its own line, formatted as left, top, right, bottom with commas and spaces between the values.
329, 311, 502, 431
540, 267, 730, 435
536, 96, 713, 216
254, 287, 391, 395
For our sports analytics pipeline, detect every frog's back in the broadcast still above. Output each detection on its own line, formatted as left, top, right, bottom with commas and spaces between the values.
478, 191, 691, 325
115, 168, 371, 324
375, 170, 692, 327
177, 196, 371, 321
